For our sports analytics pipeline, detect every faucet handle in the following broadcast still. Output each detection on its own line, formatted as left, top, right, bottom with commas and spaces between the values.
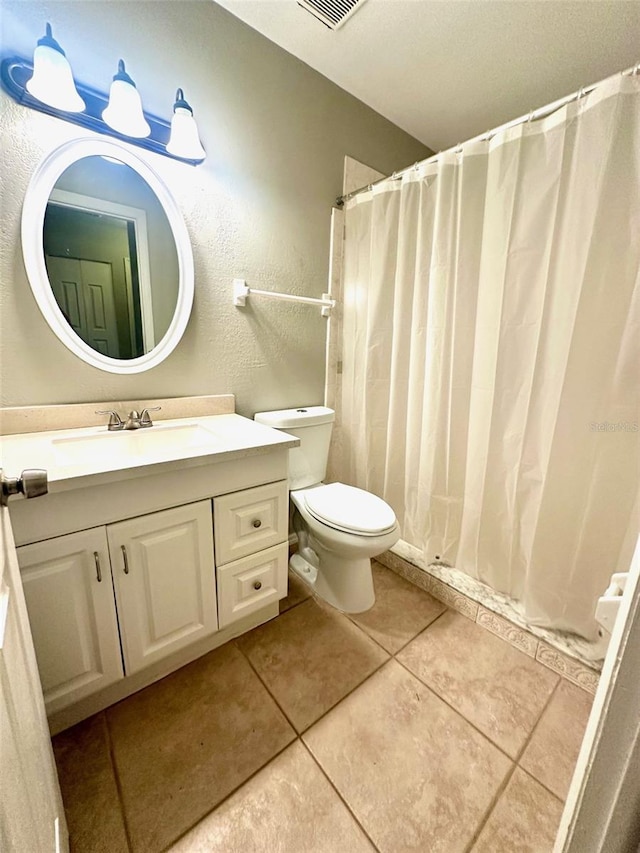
140, 406, 161, 427
95, 410, 124, 431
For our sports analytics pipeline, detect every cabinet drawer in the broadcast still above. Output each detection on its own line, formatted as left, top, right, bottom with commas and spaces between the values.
213, 481, 288, 565
217, 543, 288, 628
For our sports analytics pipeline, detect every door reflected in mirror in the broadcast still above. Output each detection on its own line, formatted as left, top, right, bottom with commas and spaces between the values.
43, 156, 179, 360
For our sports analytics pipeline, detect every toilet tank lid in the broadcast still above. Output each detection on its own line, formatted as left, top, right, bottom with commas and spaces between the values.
254, 406, 335, 428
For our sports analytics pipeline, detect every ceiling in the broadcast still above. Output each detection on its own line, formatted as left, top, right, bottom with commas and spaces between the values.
214, 0, 640, 151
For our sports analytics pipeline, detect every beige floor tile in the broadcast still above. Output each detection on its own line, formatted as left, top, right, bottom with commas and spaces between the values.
520, 679, 593, 800
472, 768, 564, 852
349, 562, 447, 654
237, 597, 389, 732
279, 568, 312, 613
304, 660, 512, 853
168, 740, 375, 852
52, 712, 128, 853
397, 610, 558, 758
106, 643, 295, 853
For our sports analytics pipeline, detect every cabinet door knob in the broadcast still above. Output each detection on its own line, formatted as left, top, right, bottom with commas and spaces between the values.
253, 580, 262, 590
252, 519, 262, 529
121, 545, 130, 574
94, 551, 102, 583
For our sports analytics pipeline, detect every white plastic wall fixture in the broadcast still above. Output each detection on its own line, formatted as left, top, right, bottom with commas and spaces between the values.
595, 571, 629, 634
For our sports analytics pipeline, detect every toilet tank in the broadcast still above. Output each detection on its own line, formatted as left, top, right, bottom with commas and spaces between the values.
254, 406, 334, 490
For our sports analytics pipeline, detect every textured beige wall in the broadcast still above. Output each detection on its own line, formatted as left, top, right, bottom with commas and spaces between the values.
0, 0, 429, 417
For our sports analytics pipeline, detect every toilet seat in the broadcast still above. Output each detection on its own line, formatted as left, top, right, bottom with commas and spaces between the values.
302, 483, 397, 536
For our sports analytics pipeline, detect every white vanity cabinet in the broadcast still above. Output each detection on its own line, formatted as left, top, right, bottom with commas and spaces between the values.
17, 500, 216, 714
4, 413, 298, 733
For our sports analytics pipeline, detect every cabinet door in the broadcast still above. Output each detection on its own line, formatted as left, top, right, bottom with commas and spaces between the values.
17, 528, 123, 714
108, 501, 217, 675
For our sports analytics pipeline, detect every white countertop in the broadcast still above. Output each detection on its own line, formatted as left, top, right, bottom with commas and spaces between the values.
1, 414, 298, 494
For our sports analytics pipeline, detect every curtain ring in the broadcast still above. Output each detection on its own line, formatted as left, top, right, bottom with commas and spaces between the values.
633, 63, 640, 76
413, 162, 419, 171
455, 142, 462, 153
527, 109, 534, 123
576, 87, 585, 101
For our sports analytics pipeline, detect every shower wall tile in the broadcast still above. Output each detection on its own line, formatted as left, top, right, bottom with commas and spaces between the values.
476, 607, 538, 658
536, 643, 599, 695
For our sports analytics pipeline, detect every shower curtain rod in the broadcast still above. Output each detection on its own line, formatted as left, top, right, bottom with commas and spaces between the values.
336, 61, 640, 208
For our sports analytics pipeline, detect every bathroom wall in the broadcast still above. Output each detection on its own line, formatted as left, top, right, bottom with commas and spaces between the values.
0, 0, 430, 417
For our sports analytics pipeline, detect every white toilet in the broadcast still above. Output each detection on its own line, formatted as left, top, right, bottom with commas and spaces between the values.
254, 406, 399, 613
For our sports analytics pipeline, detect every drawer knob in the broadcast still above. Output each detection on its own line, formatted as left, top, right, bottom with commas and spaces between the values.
252, 519, 262, 529
253, 580, 262, 590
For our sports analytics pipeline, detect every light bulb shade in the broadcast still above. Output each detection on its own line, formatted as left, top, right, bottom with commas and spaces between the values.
166, 90, 205, 160
25, 24, 85, 112
102, 61, 150, 138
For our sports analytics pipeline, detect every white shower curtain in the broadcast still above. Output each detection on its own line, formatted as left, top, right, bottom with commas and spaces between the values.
339, 73, 640, 640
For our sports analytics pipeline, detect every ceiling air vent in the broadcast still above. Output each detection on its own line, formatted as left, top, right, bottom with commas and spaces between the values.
298, 0, 368, 30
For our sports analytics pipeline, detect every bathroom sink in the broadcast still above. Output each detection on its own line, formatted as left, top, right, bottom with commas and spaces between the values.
0, 412, 300, 494
51, 422, 220, 466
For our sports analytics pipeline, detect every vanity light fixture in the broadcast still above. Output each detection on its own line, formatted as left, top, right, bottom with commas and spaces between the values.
166, 89, 206, 160
1, 24, 206, 165
102, 60, 151, 138
25, 23, 85, 113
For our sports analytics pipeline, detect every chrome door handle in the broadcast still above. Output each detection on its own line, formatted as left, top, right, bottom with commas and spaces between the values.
1, 468, 48, 506
94, 551, 102, 583
121, 545, 130, 574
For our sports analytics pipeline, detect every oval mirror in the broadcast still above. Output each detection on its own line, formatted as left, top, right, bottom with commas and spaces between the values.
22, 139, 194, 374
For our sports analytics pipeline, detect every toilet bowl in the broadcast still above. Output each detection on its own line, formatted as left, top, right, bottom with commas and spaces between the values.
254, 407, 399, 613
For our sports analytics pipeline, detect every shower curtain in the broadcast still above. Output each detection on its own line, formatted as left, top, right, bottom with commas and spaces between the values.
339, 73, 640, 640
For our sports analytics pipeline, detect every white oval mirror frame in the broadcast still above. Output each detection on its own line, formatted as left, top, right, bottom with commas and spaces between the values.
21, 138, 194, 374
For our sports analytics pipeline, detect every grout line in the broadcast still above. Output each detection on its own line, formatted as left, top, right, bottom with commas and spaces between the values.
517, 765, 565, 804
158, 737, 298, 853
278, 594, 312, 615
102, 710, 134, 853
392, 657, 517, 765
514, 677, 560, 765
462, 675, 564, 852
462, 761, 519, 853
236, 625, 392, 737
390, 606, 450, 655
299, 738, 382, 853
233, 636, 302, 732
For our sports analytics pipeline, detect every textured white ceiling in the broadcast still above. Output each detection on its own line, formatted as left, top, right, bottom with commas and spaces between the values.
214, 0, 640, 151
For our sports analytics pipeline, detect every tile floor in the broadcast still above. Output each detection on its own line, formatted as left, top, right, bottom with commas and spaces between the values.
52, 562, 593, 853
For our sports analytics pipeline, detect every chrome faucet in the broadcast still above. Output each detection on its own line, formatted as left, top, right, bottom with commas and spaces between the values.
125, 407, 161, 430
96, 406, 161, 431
